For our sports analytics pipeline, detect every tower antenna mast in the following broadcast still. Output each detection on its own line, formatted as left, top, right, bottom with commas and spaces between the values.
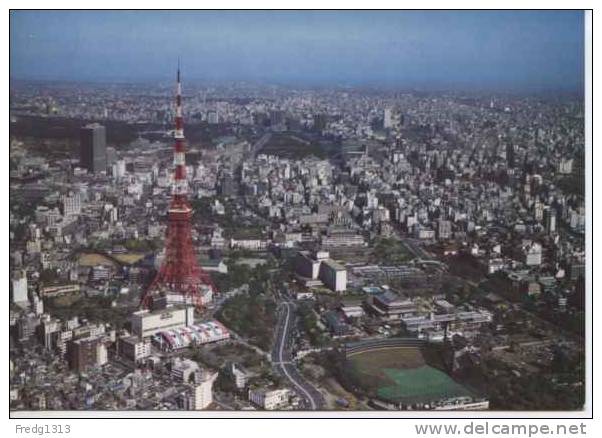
141, 63, 214, 311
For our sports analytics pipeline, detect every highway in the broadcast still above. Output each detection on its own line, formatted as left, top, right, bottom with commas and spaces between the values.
271, 300, 325, 410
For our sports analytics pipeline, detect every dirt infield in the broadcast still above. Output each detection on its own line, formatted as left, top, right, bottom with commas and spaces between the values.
78, 253, 117, 267
112, 253, 145, 265
78, 252, 144, 267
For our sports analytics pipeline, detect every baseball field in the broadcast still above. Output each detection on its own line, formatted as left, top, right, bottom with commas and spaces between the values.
346, 346, 473, 404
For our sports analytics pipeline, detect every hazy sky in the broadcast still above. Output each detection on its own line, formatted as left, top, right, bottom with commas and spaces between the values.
10, 10, 584, 91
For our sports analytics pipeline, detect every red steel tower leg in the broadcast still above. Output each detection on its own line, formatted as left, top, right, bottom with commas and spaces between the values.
141, 63, 215, 311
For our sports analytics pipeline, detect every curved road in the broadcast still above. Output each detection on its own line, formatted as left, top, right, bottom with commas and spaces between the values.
272, 301, 324, 410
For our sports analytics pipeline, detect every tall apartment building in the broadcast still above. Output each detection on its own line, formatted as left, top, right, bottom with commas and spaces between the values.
437, 219, 452, 240
187, 371, 218, 410
67, 336, 106, 373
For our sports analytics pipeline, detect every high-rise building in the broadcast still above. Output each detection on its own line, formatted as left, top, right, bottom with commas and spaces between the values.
67, 336, 104, 373
207, 111, 219, 124
295, 250, 347, 292
96, 342, 108, 366
534, 200, 544, 222
544, 207, 557, 234
17, 313, 40, 341
437, 219, 452, 240
106, 146, 117, 167
62, 191, 81, 216
80, 123, 107, 173
32, 294, 44, 316
112, 159, 127, 179
269, 109, 285, 126
188, 371, 218, 410
319, 259, 347, 292
506, 143, 515, 168
313, 113, 327, 132
11, 270, 28, 304
218, 173, 238, 197
383, 108, 393, 129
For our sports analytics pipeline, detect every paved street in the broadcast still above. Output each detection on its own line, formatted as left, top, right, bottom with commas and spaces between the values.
271, 300, 325, 410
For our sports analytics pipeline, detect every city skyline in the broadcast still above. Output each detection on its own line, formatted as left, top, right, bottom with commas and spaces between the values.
10, 10, 584, 92
9, 9, 589, 416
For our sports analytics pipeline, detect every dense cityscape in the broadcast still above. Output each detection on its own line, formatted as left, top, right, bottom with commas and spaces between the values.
9, 72, 586, 412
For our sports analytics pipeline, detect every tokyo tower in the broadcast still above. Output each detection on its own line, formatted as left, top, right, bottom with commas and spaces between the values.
140, 64, 214, 311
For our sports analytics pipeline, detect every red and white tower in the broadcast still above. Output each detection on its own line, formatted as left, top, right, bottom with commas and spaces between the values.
141, 64, 214, 311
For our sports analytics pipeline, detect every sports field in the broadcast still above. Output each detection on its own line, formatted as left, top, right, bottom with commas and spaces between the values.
78, 253, 117, 267
377, 365, 473, 403
78, 252, 144, 267
346, 346, 472, 404
112, 253, 145, 265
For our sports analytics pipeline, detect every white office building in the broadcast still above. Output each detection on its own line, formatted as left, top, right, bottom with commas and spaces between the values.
62, 192, 82, 216
383, 108, 393, 129
11, 271, 28, 304
130, 306, 195, 338
295, 250, 347, 292
113, 159, 127, 179
319, 259, 347, 292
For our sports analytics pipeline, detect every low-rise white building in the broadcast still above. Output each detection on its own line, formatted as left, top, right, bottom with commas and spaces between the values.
248, 388, 291, 410
130, 306, 195, 338
230, 238, 269, 251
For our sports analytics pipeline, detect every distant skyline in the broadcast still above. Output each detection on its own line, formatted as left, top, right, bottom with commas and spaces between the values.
10, 10, 585, 92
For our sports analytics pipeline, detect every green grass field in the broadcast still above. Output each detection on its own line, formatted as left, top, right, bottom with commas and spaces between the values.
346, 347, 472, 404
378, 365, 473, 403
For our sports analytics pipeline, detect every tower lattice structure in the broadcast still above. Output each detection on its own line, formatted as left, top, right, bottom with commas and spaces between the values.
141, 65, 214, 310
